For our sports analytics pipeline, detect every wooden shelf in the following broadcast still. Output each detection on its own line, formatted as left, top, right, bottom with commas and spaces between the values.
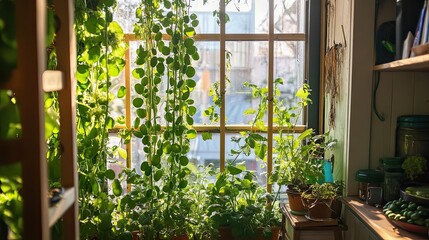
374, 54, 429, 72
342, 196, 427, 239
48, 187, 75, 227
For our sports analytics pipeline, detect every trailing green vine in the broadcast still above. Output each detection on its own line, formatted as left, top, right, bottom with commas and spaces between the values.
74, 0, 127, 238
129, 0, 200, 237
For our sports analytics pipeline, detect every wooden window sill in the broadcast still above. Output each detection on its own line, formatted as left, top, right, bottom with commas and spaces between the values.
342, 196, 427, 239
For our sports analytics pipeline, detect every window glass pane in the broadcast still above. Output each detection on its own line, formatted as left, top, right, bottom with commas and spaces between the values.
225, 133, 267, 185
109, 73, 126, 125
114, 0, 139, 33
225, 41, 268, 125
274, 40, 305, 125
189, 0, 220, 34
129, 41, 215, 125
226, 1, 268, 34
192, 42, 221, 125
107, 134, 127, 194
189, 132, 267, 185
274, 0, 305, 33
130, 136, 145, 175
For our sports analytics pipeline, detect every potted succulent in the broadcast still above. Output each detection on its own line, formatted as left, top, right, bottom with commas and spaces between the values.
301, 182, 337, 220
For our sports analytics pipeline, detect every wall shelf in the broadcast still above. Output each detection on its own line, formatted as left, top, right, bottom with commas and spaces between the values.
374, 54, 429, 72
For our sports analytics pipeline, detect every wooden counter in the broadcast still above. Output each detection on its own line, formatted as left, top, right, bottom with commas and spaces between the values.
342, 197, 429, 240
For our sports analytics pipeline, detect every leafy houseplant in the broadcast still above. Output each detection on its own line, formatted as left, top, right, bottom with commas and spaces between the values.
301, 182, 337, 220
267, 83, 323, 214
207, 163, 281, 240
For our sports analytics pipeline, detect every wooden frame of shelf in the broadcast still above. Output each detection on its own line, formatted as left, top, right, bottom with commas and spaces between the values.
48, 187, 76, 227
0, 0, 78, 239
374, 54, 429, 72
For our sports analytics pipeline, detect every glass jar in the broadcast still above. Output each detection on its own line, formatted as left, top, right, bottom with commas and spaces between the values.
383, 169, 404, 202
396, 115, 429, 160
355, 169, 384, 202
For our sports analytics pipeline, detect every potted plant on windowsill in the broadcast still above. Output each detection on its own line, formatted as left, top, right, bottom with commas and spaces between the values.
301, 182, 337, 220
268, 83, 324, 215
207, 162, 281, 240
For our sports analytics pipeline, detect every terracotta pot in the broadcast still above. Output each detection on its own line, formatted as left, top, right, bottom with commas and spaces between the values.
132, 230, 140, 240
303, 198, 333, 220
286, 189, 306, 214
330, 197, 343, 219
156, 234, 189, 240
218, 226, 234, 240
256, 226, 280, 240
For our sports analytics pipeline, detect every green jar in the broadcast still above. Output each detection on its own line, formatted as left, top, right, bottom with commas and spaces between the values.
355, 169, 384, 202
396, 115, 429, 159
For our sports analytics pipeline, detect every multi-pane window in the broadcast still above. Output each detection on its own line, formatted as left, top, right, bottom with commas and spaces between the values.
112, 0, 307, 187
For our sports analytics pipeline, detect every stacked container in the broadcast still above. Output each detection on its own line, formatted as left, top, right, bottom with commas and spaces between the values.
379, 157, 404, 202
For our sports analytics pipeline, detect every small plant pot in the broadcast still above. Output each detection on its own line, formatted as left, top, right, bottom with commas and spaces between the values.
286, 189, 306, 215
218, 226, 234, 240
256, 226, 280, 240
303, 197, 333, 220
330, 197, 343, 219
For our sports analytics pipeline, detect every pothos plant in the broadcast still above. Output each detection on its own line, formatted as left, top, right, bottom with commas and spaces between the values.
74, 0, 128, 238
122, 0, 200, 238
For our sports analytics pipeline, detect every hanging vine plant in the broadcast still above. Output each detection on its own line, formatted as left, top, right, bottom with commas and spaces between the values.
129, 0, 200, 238
74, 0, 127, 238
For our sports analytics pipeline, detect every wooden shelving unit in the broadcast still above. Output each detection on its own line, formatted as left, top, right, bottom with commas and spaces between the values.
374, 54, 429, 72
0, 0, 78, 239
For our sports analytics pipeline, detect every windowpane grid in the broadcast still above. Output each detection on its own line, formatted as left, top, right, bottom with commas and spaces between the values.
113, 0, 307, 188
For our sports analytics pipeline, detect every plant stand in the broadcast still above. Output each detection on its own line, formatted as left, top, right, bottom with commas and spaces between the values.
280, 203, 347, 240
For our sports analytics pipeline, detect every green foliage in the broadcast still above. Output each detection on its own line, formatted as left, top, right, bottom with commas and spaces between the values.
0, 163, 22, 239
301, 182, 337, 200
402, 156, 427, 180
269, 83, 325, 189
207, 163, 281, 239
74, 0, 127, 238
122, 0, 200, 238
0, 90, 21, 140
0, 0, 17, 81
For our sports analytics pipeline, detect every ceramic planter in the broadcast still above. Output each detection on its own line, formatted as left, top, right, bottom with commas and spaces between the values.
286, 189, 306, 215
303, 197, 333, 220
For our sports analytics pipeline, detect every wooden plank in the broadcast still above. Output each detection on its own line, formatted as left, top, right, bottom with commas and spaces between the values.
370, 72, 394, 168
124, 33, 305, 42
15, 0, 50, 239
413, 72, 429, 114
374, 54, 429, 72
343, 197, 426, 239
0, 139, 23, 165
54, 0, 79, 238
280, 203, 338, 228
48, 187, 75, 227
